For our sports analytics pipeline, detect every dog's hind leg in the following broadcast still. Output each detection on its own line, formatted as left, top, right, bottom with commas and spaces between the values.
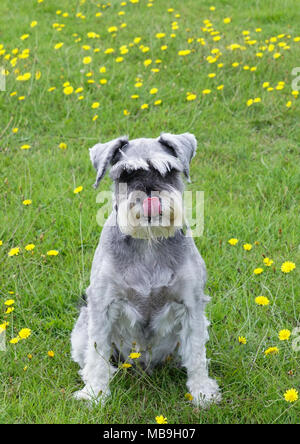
71, 306, 88, 369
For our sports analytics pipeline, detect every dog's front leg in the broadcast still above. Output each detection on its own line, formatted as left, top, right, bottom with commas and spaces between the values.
74, 285, 117, 405
179, 301, 221, 408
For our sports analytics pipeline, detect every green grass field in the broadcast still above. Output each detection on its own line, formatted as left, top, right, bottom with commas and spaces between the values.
0, 0, 299, 424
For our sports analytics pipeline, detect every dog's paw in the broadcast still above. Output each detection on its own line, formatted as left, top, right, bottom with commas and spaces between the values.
188, 378, 221, 408
73, 385, 110, 407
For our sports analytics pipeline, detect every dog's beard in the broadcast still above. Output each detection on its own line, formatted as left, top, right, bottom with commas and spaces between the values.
117, 189, 183, 240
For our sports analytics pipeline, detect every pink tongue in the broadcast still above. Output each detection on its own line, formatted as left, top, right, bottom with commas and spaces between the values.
143, 197, 161, 217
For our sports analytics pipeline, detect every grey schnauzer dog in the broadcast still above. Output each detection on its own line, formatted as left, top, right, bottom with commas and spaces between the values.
71, 133, 221, 407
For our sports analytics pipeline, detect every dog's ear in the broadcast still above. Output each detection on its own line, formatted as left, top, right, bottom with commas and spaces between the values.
89, 136, 129, 188
158, 133, 197, 182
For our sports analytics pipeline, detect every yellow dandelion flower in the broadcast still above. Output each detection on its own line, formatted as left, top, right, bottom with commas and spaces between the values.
281, 261, 296, 273
21, 145, 31, 150
18, 328, 31, 339
284, 389, 298, 403
54, 42, 64, 50
48, 350, 55, 357
6, 307, 14, 314
228, 238, 238, 245
178, 49, 191, 56
8, 247, 20, 257
83, 56, 92, 65
129, 352, 141, 359
278, 329, 291, 341
121, 363, 132, 369
238, 336, 247, 345
10, 337, 20, 344
155, 415, 168, 424
150, 88, 158, 95
63, 86, 74, 95
263, 258, 274, 267
4, 299, 15, 306
264, 347, 279, 356
91, 102, 100, 109
47, 250, 59, 256
254, 268, 263, 275
185, 393, 193, 401
154, 99, 162, 106
23, 199, 32, 205
141, 104, 149, 110
186, 93, 197, 101
25, 244, 35, 251
74, 186, 83, 194
243, 243, 252, 251
123, 109, 130, 116
202, 89, 211, 95
255, 296, 270, 306
59, 142, 67, 150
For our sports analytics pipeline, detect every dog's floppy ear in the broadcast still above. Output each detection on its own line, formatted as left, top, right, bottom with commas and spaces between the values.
158, 133, 197, 182
89, 136, 129, 188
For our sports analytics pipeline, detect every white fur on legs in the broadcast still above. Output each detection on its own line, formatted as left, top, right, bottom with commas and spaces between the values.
179, 299, 221, 407
74, 285, 118, 405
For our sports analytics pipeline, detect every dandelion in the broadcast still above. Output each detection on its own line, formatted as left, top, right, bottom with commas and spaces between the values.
10, 337, 20, 344
255, 296, 270, 306
121, 363, 132, 369
264, 347, 279, 356
23, 199, 32, 205
59, 142, 67, 150
74, 186, 83, 194
178, 49, 191, 56
278, 330, 291, 341
5, 307, 14, 314
123, 109, 130, 116
54, 42, 64, 50
186, 93, 197, 101
284, 389, 298, 403
202, 89, 211, 95
243, 243, 252, 251
141, 104, 149, 110
223, 18, 231, 24
185, 393, 193, 401
8, 248, 20, 257
25, 244, 35, 251
91, 102, 100, 109
0, 240, 2, 246
154, 99, 162, 106
47, 250, 59, 256
48, 350, 55, 358
4, 299, 15, 306
281, 261, 296, 273
228, 238, 238, 245
238, 336, 247, 345
254, 268, 263, 275
21, 145, 31, 150
155, 415, 168, 424
150, 88, 158, 95
18, 328, 31, 339
263, 258, 274, 267
63, 86, 73, 95
129, 352, 141, 359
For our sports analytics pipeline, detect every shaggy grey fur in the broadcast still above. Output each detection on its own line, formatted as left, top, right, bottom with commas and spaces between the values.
71, 133, 221, 407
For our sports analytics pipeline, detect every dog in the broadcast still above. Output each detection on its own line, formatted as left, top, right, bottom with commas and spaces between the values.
71, 133, 221, 407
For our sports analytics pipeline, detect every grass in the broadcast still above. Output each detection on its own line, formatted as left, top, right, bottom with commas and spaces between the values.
0, 0, 299, 424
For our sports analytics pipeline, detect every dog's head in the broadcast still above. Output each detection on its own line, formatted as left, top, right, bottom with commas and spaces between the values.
89, 133, 197, 239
